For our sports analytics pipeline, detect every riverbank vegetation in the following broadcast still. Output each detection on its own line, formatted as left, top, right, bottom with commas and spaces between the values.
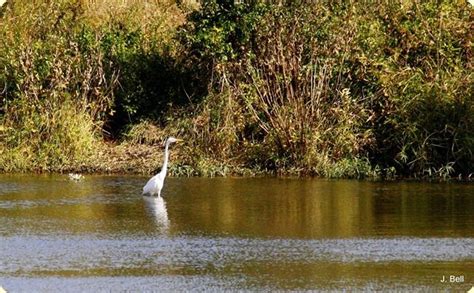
0, 0, 472, 179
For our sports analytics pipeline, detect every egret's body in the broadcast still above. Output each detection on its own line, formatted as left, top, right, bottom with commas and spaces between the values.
143, 172, 165, 196
142, 137, 181, 197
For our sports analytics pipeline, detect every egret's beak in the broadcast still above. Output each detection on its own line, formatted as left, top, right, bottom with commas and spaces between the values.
175, 138, 184, 143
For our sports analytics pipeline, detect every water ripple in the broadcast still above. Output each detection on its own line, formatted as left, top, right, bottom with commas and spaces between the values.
1, 236, 472, 276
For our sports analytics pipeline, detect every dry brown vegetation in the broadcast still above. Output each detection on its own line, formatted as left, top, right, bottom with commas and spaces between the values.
1, 1, 472, 179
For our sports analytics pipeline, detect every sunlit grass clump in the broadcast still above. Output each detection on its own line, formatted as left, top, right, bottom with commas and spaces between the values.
0, 102, 99, 172
0, 0, 184, 172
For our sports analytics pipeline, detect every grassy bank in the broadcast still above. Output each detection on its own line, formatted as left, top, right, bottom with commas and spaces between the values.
0, 1, 473, 179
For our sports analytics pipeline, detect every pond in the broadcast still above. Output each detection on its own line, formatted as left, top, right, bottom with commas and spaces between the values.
0, 175, 473, 291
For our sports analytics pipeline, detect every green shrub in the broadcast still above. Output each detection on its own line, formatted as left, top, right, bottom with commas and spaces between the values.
0, 0, 188, 172
179, 1, 375, 176
177, 1, 473, 178
355, 2, 473, 176
0, 1, 115, 171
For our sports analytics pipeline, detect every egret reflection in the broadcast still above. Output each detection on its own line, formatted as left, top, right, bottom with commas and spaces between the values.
143, 195, 169, 230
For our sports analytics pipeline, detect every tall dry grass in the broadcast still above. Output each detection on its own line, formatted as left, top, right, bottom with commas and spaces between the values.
0, 0, 185, 172
174, 1, 473, 178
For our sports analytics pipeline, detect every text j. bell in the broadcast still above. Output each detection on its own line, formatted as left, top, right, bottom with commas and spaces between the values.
441, 275, 464, 283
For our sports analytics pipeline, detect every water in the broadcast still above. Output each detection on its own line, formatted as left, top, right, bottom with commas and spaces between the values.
0, 175, 473, 291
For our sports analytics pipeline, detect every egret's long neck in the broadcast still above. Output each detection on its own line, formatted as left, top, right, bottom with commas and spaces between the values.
160, 141, 170, 175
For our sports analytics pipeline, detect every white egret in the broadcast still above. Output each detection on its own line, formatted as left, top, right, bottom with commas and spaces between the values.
142, 137, 182, 197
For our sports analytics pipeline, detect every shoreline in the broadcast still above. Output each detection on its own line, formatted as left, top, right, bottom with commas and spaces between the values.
1, 141, 471, 182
